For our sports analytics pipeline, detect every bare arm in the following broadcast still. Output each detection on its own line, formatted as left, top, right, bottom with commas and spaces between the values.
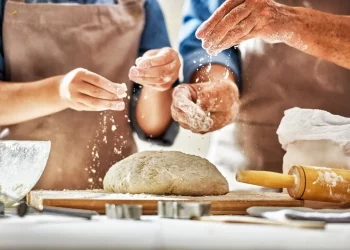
129, 48, 181, 137
0, 77, 65, 126
284, 6, 350, 69
196, 0, 350, 69
0, 68, 126, 126
136, 87, 173, 137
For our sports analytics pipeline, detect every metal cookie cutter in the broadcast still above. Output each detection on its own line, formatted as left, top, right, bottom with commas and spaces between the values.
0, 202, 4, 217
105, 204, 142, 220
158, 201, 211, 219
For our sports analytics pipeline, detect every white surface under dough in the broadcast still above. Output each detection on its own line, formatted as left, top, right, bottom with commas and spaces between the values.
1, 214, 350, 250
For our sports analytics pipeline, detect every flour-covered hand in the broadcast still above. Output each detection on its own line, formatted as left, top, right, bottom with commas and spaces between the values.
129, 47, 181, 91
171, 80, 240, 134
196, 0, 295, 55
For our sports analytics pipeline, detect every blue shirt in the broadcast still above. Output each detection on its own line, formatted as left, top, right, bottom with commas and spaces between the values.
179, 0, 241, 86
0, 0, 179, 146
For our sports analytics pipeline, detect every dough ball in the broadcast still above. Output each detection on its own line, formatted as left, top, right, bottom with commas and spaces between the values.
103, 151, 229, 196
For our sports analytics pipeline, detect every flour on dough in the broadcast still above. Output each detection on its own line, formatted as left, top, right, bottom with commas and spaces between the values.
103, 151, 229, 196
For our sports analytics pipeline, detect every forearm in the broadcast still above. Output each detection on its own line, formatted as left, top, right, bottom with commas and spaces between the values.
191, 64, 236, 84
136, 86, 173, 137
280, 5, 350, 68
0, 76, 66, 126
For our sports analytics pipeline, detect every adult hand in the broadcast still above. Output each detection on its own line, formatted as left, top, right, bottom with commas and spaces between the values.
59, 68, 127, 111
196, 0, 294, 55
171, 80, 240, 134
129, 47, 181, 91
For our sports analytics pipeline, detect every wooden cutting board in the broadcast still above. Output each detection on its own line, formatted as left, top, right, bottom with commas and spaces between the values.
28, 190, 303, 215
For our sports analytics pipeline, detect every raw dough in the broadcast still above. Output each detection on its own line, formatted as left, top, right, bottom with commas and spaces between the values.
277, 108, 350, 174
103, 151, 229, 196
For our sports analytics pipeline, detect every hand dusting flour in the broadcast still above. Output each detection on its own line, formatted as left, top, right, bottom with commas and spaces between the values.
173, 87, 213, 132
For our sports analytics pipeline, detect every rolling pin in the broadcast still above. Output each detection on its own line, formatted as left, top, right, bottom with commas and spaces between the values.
236, 166, 350, 203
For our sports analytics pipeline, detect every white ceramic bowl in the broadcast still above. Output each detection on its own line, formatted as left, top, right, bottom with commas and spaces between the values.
0, 140, 51, 207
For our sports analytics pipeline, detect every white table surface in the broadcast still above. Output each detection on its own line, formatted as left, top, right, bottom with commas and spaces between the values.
1, 213, 349, 250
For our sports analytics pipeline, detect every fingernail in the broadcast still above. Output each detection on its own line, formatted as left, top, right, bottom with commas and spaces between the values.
119, 83, 127, 90
139, 60, 150, 69
117, 88, 127, 98
116, 102, 125, 110
135, 57, 142, 66
130, 68, 139, 76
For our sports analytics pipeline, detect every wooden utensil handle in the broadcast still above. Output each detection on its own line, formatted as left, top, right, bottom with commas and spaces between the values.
236, 170, 296, 189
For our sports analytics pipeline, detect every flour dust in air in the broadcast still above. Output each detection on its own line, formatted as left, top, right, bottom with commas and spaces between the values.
88, 106, 131, 188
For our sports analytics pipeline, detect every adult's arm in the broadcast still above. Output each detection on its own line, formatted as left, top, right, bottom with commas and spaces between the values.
196, 0, 350, 69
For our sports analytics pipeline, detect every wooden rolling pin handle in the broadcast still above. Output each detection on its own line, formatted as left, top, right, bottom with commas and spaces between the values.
236, 170, 296, 189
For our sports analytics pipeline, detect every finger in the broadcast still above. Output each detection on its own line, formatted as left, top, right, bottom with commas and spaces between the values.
196, 0, 245, 39
207, 111, 235, 132
70, 102, 95, 112
171, 106, 202, 133
75, 93, 125, 111
209, 16, 259, 54
192, 81, 239, 112
135, 50, 159, 66
171, 106, 193, 130
202, 4, 251, 50
172, 87, 213, 132
73, 80, 119, 101
137, 48, 176, 69
78, 70, 127, 98
130, 60, 179, 78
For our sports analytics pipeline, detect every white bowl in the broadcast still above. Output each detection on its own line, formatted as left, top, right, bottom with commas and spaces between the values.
0, 140, 51, 207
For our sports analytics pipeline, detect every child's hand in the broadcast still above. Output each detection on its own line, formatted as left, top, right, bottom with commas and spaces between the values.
129, 47, 181, 91
59, 68, 127, 111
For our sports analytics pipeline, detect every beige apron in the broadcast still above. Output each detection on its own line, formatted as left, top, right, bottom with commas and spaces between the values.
237, 0, 350, 173
2, 0, 145, 189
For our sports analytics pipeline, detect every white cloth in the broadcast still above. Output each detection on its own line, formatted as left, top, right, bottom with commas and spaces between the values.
277, 107, 350, 150
277, 108, 350, 173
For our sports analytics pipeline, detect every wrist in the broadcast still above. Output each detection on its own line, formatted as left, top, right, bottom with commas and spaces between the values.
274, 5, 305, 48
51, 75, 69, 109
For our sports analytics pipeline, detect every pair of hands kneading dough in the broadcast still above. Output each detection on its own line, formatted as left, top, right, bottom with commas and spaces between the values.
103, 151, 229, 196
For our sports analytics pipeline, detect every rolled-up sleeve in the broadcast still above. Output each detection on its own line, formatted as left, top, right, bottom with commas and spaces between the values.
179, 0, 241, 86
130, 0, 179, 146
